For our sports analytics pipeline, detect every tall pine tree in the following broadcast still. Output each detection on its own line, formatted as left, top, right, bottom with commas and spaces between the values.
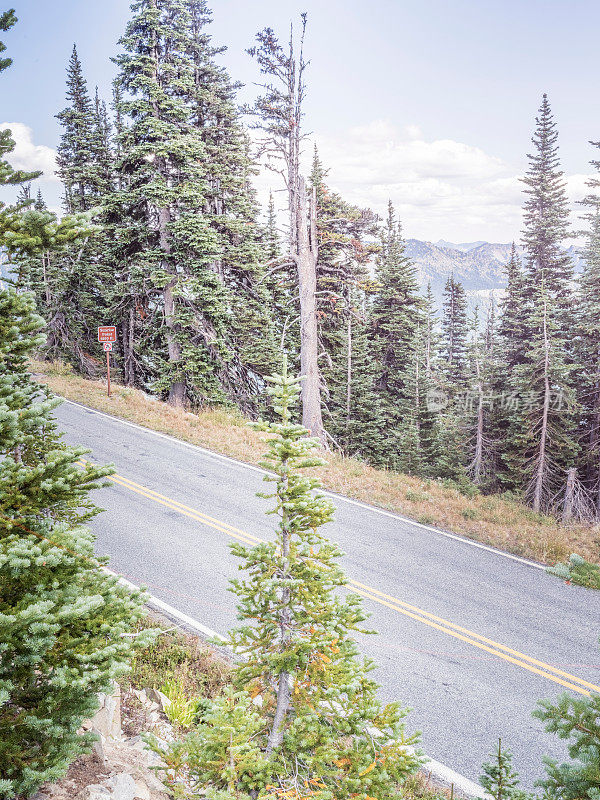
107, 0, 276, 410
369, 202, 426, 472
506, 95, 577, 513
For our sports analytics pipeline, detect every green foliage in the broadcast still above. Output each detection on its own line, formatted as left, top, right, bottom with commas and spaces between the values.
440, 275, 468, 388
105, 0, 276, 407
534, 690, 600, 800
368, 202, 430, 473
0, 290, 151, 798
161, 678, 202, 729
547, 553, 600, 590
480, 739, 531, 800
0, 9, 17, 73
150, 687, 270, 798
500, 95, 577, 513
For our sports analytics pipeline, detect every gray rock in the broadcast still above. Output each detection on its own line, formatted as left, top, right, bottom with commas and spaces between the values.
74, 785, 111, 800
144, 688, 171, 713
89, 727, 107, 766
106, 773, 137, 800
85, 683, 121, 739
132, 780, 150, 800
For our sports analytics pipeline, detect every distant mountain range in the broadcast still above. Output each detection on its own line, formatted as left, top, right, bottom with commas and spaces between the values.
405, 239, 584, 311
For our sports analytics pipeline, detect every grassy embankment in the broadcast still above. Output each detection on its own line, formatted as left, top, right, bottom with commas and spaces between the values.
35, 359, 599, 567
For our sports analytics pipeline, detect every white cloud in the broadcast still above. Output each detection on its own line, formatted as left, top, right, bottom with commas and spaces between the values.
252, 120, 593, 244
0, 122, 58, 182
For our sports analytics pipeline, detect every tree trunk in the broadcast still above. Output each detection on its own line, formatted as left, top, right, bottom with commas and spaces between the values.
296, 178, 325, 444
346, 312, 352, 426
561, 467, 577, 524
472, 357, 484, 485
266, 470, 292, 753
532, 300, 551, 514
149, 4, 185, 408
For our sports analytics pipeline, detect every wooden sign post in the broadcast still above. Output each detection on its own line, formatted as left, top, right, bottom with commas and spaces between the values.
98, 327, 117, 397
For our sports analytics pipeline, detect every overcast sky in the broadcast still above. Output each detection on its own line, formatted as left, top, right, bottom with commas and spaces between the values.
1, 0, 598, 243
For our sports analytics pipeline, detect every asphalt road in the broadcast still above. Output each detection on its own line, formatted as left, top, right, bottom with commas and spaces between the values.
54, 399, 600, 790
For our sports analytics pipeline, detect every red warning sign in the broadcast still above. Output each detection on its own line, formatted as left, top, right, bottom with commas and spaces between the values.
98, 326, 117, 343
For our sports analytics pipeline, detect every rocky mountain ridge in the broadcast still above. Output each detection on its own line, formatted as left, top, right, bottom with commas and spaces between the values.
404, 238, 583, 310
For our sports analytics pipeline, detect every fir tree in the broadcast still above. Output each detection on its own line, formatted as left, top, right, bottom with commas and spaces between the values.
521, 95, 573, 326
0, 290, 150, 797
466, 305, 496, 486
479, 739, 530, 800
440, 274, 468, 388
7, 204, 100, 371
534, 689, 600, 800
576, 140, 600, 518
505, 95, 577, 512
157, 359, 422, 798
309, 147, 380, 455
108, 0, 275, 410
369, 202, 426, 472
56, 45, 95, 212
498, 244, 526, 371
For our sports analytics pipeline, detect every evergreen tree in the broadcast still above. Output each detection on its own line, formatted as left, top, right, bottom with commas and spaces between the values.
414, 285, 442, 474
309, 147, 381, 455
0, 288, 150, 798
157, 360, 421, 798
576, 140, 600, 518
504, 95, 577, 512
521, 95, 573, 326
369, 202, 426, 472
498, 244, 526, 371
108, 0, 276, 410
440, 274, 468, 388
479, 739, 530, 800
466, 305, 496, 486
534, 689, 600, 800
6, 204, 100, 370
56, 45, 109, 213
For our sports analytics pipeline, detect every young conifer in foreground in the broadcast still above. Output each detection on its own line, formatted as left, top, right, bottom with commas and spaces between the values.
0, 289, 152, 799
155, 358, 421, 799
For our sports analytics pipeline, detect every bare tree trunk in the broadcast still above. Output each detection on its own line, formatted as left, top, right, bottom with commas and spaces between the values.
594, 355, 600, 521
532, 300, 551, 514
561, 467, 577, 524
295, 178, 325, 444
472, 357, 484, 485
266, 471, 292, 753
346, 312, 352, 426
42, 252, 51, 306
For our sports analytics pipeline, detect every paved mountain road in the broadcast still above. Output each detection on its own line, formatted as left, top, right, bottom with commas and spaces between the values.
54, 399, 600, 789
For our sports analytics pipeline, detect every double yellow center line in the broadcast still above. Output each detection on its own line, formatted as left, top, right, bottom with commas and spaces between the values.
85, 462, 600, 697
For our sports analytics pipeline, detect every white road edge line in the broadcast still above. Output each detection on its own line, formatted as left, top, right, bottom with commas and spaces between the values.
106, 567, 489, 799
62, 397, 544, 571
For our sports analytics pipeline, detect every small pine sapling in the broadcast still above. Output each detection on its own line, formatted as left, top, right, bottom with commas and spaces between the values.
480, 738, 532, 800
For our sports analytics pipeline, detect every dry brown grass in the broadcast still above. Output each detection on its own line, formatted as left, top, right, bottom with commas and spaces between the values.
35, 359, 600, 566
126, 611, 232, 698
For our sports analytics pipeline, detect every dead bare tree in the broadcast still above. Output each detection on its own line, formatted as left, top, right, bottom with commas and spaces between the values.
246, 16, 327, 445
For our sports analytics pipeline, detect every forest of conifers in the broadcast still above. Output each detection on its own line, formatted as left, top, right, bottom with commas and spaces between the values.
4, 0, 600, 523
